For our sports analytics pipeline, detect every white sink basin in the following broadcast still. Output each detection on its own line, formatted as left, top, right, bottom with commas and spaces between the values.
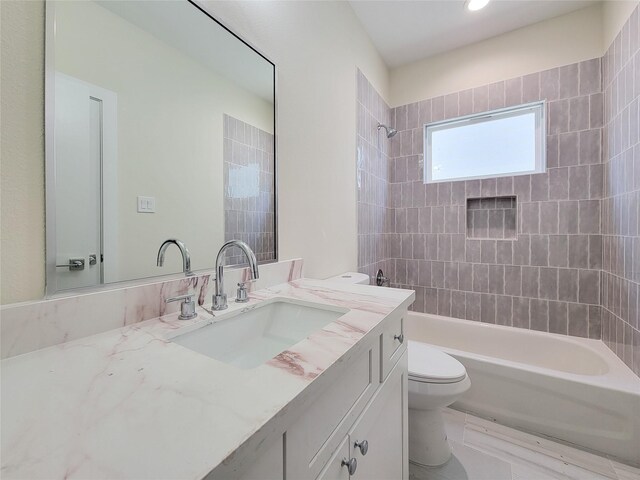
172, 298, 349, 369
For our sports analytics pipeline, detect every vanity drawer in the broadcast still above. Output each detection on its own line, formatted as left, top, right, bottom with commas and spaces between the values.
380, 312, 405, 381
286, 341, 379, 479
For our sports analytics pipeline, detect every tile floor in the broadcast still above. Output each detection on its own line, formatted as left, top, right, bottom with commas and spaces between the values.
409, 408, 640, 480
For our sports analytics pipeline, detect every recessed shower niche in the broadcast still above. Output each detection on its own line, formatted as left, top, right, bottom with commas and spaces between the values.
466, 196, 517, 240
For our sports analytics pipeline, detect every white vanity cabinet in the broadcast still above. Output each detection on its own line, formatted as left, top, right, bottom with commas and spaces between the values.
225, 310, 409, 480
316, 352, 408, 480
286, 311, 408, 480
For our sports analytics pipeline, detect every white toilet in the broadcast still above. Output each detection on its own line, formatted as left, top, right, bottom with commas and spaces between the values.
325, 271, 370, 285
325, 273, 469, 467
408, 340, 471, 467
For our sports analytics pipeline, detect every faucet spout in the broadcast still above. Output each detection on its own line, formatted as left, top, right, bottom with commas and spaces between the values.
157, 239, 193, 276
212, 240, 259, 310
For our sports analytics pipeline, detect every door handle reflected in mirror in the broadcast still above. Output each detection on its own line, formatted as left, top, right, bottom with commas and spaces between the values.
56, 258, 85, 271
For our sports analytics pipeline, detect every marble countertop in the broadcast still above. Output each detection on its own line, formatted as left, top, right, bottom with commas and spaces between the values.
1, 279, 414, 479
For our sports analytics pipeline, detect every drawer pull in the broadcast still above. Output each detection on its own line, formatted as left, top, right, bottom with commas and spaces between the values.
393, 333, 404, 343
341, 457, 357, 475
354, 439, 368, 456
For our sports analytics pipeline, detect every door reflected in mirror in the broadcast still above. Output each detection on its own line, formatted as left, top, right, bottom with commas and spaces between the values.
47, 0, 276, 293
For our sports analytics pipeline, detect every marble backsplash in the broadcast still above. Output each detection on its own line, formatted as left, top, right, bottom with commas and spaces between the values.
0, 258, 303, 359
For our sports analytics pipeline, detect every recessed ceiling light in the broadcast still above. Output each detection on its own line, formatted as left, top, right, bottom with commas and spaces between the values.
465, 0, 490, 11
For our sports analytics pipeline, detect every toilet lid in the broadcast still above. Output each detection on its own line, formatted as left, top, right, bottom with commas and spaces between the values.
408, 341, 467, 384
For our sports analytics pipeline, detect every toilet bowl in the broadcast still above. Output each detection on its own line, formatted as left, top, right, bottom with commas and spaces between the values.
408, 340, 470, 467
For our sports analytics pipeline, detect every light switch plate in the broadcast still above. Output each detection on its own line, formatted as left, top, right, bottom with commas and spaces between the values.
137, 196, 156, 213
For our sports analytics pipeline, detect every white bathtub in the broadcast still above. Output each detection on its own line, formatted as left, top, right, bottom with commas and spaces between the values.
406, 312, 640, 465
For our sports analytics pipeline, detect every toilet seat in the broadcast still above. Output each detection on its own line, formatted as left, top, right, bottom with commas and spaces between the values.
408, 341, 467, 384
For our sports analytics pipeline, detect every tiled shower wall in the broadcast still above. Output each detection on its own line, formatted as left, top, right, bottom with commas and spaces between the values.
357, 59, 606, 338
601, 5, 640, 374
223, 114, 275, 265
387, 59, 604, 338
356, 70, 394, 280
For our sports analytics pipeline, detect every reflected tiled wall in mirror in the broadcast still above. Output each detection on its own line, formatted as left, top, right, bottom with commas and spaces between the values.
223, 114, 275, 265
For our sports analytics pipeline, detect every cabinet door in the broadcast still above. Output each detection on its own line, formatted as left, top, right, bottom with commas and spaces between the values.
349, 351, 407, 480
237, 436, 284, 480
286, 342, 379, 479
316, 435, 351, 480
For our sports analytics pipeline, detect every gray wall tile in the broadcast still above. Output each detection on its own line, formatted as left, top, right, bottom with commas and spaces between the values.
558, 268, 579, 302
549, 301, 569, 334
530, 299, 550, 331
495, 295, 512, 326
504, 266, 522, 296
481, 293, 497, 323
522, 266, 539, 298
540, 68, 559, 101
559, 63, 579, 98
531, 235, 549, 266
568, 303, 589, 337
569, 96, 590, 131
359, 51, 623, 348
549, 235, 569, 267
505, 77, 523, 105
466, 292, 481, 321
488, 81, 505, 109
539, 267, 559, 300
513, 297, 530, 328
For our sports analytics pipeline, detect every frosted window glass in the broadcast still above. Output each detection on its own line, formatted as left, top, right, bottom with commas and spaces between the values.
425, 102, 545, 183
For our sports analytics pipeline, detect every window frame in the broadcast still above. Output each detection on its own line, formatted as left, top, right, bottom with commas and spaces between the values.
424, 101, 546, 184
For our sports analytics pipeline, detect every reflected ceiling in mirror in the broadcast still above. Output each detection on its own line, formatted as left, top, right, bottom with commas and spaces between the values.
46, 0, 276, 294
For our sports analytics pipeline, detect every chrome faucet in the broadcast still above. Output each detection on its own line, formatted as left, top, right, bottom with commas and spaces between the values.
157, 239, 193, 276
212, 240, 259, 310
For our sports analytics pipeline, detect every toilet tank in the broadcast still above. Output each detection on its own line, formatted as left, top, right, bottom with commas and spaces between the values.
325, 272, 370, 285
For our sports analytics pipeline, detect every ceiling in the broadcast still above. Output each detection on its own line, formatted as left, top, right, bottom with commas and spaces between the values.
349, 0, 598, 68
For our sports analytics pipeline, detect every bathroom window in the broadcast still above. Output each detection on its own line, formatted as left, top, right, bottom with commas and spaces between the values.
424, 102, 546, 183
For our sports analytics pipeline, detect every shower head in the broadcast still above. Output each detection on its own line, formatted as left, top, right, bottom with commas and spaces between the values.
377, 123, 397, 138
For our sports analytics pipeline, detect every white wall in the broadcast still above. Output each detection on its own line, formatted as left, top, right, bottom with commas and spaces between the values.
54, 1, 273, 282
0, 1, 46, 304
389, 4, 604, 107
198, 0, 390, 283
0, 0, 389, 303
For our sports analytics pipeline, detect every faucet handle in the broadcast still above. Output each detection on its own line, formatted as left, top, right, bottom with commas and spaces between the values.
165, 293, 198, 320
165, 293, 193, 303
235, 282, 250, 303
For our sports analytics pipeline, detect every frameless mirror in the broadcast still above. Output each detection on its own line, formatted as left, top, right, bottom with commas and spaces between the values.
46, 0, 276, 294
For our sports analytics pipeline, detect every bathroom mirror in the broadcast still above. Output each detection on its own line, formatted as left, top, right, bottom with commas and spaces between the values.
45, 0, 276, 294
